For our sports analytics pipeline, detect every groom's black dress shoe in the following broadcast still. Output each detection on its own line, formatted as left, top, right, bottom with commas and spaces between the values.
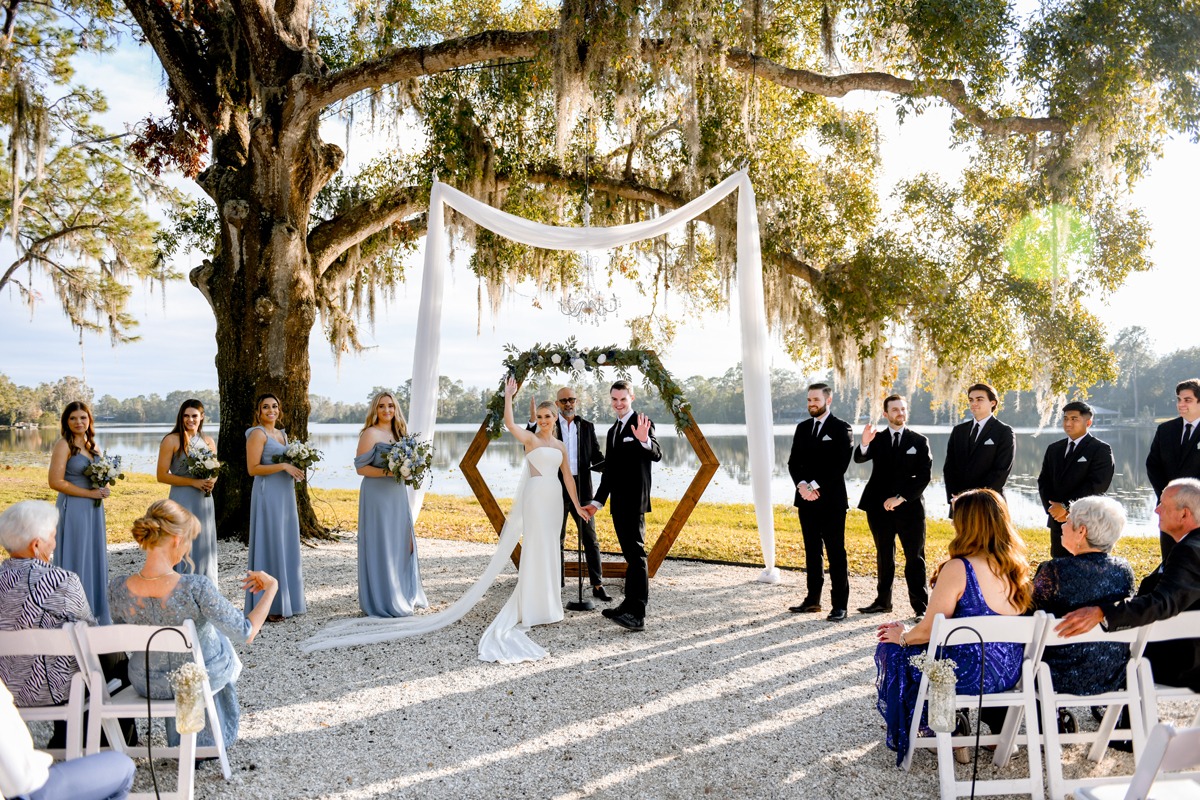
857, 601, 893, 614
826, 609, 848, 622
601, 604, 626, 619
789, 599, 822, 613
592, 586, 613, 602
610, 612, 644, 631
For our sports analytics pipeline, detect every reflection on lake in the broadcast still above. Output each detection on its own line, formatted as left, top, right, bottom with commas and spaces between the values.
0, 422, 1161, 536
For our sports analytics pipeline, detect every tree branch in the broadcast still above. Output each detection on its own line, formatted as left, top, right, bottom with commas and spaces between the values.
120, 0, 218, 131
310, 185, 424, 278
224, 0, 294, 83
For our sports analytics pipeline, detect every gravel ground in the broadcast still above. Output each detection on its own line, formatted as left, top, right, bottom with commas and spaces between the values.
89, 537, 1196, 800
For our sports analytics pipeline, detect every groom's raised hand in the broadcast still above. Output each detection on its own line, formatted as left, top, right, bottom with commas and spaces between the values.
630, 412, 651, 442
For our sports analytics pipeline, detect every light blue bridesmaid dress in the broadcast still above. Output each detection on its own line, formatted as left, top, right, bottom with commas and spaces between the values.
353, 442, 428, 617
53, 451, 111, 625
168, 448, 219, 585
244, 427, 306, 617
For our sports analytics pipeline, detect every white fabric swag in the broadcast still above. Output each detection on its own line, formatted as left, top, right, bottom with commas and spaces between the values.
408, 170, 780, 583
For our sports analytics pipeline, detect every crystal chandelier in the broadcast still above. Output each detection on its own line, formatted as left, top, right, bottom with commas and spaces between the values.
560, 118, 620, 326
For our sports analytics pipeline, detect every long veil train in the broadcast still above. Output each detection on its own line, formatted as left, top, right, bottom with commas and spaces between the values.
300, 467, 531, 653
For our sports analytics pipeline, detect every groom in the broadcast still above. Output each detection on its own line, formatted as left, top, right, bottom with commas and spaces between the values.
586, 380, 662, 631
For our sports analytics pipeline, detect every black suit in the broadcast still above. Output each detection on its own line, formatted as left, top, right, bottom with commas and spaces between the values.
854, 428, 932, 613
787, 414, 853, 610
592, 415, 662, 619
552, 416, 605, 586
942, 415, 1015, 514
1036, 433, 1115, 557
1146, 418, 1200, 559
1101, 528, 1200, 691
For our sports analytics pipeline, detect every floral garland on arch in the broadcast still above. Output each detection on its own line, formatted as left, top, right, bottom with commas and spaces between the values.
483, 338, 693, 440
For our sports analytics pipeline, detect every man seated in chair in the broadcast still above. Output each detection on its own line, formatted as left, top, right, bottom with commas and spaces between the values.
1056, 477, 1200, 692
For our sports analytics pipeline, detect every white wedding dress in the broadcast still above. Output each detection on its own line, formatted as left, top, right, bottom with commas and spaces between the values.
302, 447, 564, 663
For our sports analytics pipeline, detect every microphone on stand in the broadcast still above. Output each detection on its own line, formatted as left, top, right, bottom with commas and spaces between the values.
566, 508, 594, 612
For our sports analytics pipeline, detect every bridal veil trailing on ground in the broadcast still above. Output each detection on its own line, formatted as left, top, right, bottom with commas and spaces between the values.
406, 170, 782, 582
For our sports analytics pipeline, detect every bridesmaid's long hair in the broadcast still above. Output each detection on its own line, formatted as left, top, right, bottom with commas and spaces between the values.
253, 393, 283, 428
166, 399, 206, 456
932, 488, 1032, 612
60, 401, 98, 458
362, 391, 408, 438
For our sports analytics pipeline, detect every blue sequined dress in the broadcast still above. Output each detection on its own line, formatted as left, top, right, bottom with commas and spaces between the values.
875, 558, 1025, 766
1032, 551, 1134, 695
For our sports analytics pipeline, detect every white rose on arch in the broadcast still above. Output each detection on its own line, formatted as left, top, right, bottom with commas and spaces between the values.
571, 357, 586, 372
597, 353, 607, 364
551, 353, 562, 364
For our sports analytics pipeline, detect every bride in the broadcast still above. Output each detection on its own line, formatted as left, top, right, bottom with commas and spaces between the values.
302, 377, 588, 663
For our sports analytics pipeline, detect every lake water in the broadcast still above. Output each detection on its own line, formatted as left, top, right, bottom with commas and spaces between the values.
0, 422, 1161, 536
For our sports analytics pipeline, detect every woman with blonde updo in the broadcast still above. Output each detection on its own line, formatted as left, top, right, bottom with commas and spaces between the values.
108, 499, 277, 749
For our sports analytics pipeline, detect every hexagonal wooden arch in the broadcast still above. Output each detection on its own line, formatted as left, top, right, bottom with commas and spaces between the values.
459, 362, 719, 579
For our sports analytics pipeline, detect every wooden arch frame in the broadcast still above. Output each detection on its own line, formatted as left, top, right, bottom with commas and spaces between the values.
458, 342, 719, 578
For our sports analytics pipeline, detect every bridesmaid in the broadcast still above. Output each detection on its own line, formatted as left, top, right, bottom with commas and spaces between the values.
244, 393, 306, 620
47, 401, 112, 624
353, 391, 428, 617
156, 399, 219, 584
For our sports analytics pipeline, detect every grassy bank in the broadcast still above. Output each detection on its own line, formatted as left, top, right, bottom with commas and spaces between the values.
0, 464, 1162, 577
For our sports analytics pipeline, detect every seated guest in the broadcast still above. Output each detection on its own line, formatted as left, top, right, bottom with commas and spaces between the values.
0, 500, 96, 709
109, 500, 278, 749
0, 680, 135, 800
1057, 477, 1200, 691
875, 489, 1033, 766
1032, 497, 1134, 731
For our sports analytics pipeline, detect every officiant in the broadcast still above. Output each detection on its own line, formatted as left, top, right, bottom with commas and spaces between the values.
528, 387, 611, 601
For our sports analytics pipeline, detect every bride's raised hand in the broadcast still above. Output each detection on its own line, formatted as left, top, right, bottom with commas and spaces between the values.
504, 376, 518, 398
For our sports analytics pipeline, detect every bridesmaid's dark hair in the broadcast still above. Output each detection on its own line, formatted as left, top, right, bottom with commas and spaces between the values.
253, 393, 283, 428
362, 391, 408, 439
59, 401, 98, 458
166, 399, 206, 456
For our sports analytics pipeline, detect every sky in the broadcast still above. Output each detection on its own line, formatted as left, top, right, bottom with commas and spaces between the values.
1, 42, 1197, 404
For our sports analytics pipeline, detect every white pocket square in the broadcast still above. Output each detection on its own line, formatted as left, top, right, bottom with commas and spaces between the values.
821, 435, 832, 441
1077, 455, 1088, 462
622, 436, 634, 442
983, 439, 994, 445
906, 446, 917, 454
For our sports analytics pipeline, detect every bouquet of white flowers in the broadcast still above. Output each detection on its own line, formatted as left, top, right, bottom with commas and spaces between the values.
167, 662, 209, 734
909, 652, 960, 732
82, 454, 125, 507
273, 440, 323, 481
184, 443, 222, 497
386, 434, 433, 490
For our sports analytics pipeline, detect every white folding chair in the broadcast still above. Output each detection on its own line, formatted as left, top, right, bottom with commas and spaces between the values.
75, 620, 232, 800
1035, 617, 1151, 800
1138, 611, 1200, 735
0, 625, 87, 760
900, 612, 1046, 800
1075, 724, 1200, 800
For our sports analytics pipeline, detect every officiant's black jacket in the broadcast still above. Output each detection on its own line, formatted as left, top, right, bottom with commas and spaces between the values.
1036, 433, 1115, 525
854, 428, 931, 518
942, 416, 1015, 503
787, 415, 853, 512
1101, 528, 1200, 691
554, 417, 604, 504
1146, 417, 1200, 503
592, 418, 662, 515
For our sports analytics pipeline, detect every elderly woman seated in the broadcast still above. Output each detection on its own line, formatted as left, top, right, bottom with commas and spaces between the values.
1032, 495, 1135, 717
0, 500, 95, 708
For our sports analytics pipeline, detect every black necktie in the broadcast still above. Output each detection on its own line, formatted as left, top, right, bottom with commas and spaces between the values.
1185, 423, 1194, 447
893, 431, 901, 449
614, 420, 623, 442
971, 422, 982, 444
812, 420, 821, 439
1065, 440, 1076, 462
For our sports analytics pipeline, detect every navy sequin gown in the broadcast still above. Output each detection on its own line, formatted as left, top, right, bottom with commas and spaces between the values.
875, 558, 1025, 766
1032, 551, 1135, 695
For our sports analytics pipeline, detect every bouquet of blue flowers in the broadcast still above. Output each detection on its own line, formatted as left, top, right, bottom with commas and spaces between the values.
386, 434, 433, 490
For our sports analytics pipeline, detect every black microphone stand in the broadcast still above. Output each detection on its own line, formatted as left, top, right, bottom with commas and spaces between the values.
565, 512, 594, 611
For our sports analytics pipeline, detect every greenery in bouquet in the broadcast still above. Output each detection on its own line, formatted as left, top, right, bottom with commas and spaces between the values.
386, 434, 433, 490
184, 443, 223, 497
272, 440, 323, 478
483, 338, 693, 440
82, 454, 125, 507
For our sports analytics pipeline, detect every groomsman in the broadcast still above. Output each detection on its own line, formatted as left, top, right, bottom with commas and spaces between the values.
854, 395, 932, 618
1146, 378, 1200, 560
529, 388, 610, 599
787, 383, 854, 621
1036, 400, 1115, 558
588, 381, 662, 631
943, 382, 1015, 515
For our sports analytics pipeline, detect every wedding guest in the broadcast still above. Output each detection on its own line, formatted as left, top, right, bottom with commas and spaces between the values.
1145, 378, 1200, 559
245, 393, 306, 620
1032, 497, 1134, 728
1, 681, 135, 800
875, 489, 1032, 766
353, 390, 428, 617
109, 500, 278, 749
1036, 400, 1115, 558
47, 400, 112, 624
943, 383, 1015, 516
156, 399, 219, 584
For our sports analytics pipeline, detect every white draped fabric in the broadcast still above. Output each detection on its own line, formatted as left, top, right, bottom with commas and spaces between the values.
408, 170, 780, 582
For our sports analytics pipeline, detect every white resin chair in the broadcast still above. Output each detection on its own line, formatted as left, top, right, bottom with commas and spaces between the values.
901, 611, 1047, 800
75, 620, 231, 800
0, 624, 86, 760
1074, 724, 1200, 800
1138, 611, 1200, 735
1035, 617, 1151, 800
